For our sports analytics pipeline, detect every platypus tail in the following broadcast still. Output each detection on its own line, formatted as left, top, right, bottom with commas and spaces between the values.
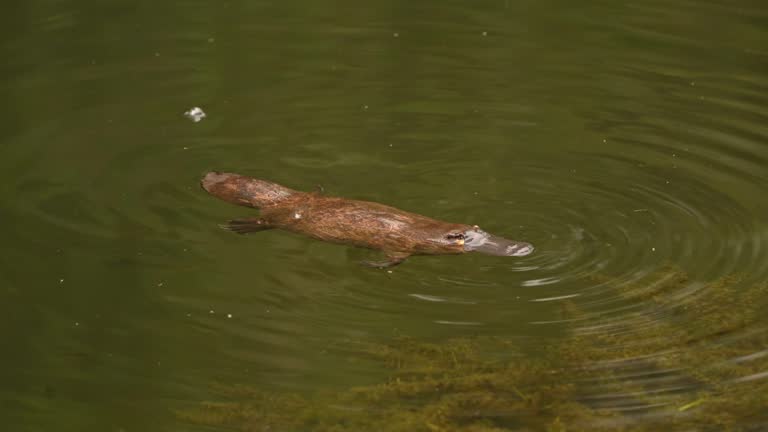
201, 172, 297, 209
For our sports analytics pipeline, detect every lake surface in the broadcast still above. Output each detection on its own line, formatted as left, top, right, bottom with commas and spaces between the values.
2, 0, 767, 430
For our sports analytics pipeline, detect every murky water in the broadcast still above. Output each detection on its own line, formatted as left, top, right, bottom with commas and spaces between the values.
2, 0, 767, 430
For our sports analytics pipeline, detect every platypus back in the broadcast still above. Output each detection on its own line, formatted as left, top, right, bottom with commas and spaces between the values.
201, 172, 297, 209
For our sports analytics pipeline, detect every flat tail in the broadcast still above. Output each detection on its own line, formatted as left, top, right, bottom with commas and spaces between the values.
201, 172, 297, 209
221, 218, 273, 235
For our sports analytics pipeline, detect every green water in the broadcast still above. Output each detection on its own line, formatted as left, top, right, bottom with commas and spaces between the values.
2, 1, 767, 430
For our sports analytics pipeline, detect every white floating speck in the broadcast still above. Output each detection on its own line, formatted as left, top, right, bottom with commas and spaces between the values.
393, 32, 399, 37
652, 247, 656, 252
209, 309, 215, 314
59, 279, 64, 284
208, 37, 215, 43
482, 31, 488, 36
184, 107, 207, 122
227, 313, 233, 319
294, 212, 302, 219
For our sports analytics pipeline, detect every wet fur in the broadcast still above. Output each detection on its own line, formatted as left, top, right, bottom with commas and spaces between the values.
201, 172, 471, 265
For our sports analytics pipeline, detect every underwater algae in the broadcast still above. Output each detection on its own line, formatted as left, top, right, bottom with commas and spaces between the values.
177, 269, 768, 431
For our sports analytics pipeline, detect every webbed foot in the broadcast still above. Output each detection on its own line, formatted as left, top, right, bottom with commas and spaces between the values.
221, 218, 273, 234
361, 252, 411, 269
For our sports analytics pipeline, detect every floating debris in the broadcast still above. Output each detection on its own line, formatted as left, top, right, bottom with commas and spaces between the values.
184, 107, 207, 122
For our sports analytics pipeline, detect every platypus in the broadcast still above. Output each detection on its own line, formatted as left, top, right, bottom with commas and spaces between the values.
201, 172, 534, 267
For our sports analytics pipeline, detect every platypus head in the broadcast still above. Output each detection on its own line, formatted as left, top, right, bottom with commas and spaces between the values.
450, 226, 534, 257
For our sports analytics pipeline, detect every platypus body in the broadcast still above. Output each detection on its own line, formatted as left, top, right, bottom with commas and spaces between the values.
201, 172, 534, 267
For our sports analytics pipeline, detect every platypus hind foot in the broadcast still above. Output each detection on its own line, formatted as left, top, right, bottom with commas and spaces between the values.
361, 251, 411, 269
221, 218, 273, 234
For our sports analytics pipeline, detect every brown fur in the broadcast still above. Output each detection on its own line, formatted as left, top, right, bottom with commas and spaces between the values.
201, 172, 477, 266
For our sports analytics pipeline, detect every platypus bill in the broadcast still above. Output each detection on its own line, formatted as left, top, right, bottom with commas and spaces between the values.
201, 172, 534, 268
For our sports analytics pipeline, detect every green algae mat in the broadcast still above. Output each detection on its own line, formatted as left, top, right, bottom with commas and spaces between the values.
178, 268, 768, 431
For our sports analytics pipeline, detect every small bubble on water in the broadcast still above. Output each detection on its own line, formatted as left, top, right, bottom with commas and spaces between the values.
184, 107, 207, 122
208, 37, 215, 43
209, 309, 215, 314
227, 314, 233, 319
482, 31, 488, 36
393, 32, 399, 37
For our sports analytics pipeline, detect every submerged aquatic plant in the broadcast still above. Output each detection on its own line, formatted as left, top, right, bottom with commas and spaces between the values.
177, 268, 768, 431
